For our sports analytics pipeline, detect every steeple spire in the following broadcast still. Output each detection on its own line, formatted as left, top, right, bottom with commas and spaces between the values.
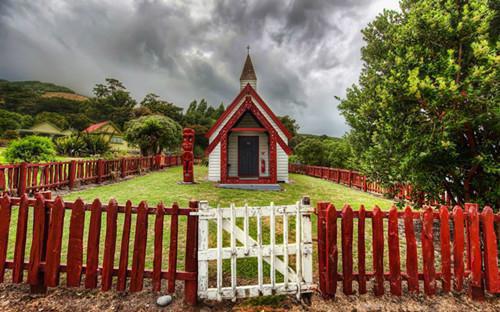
239, 48, 257, 90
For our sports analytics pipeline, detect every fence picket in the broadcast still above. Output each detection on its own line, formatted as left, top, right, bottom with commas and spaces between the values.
101, 199, 118, 291
230, 203, 237, 298
452, 205, 465, 291
317, 202, 328, 297
439, 206, 451, 292
167, 203, 179, 293
85, 199, 102, 289
467, 203, 484, 299
404, 206, 419, 293
66, 198, 85, 287
422, 207, 436, 295
0, 195, 12, 282
295, 201, 303, 299
130, 201, 148, 292
372, 206, 384, 296
117, 200, 133, 291
387, 206, 401, 295
28, 195, 46, 287
45, 197, 66, 287
341, 205, 353, 295
326, 203, 337, 298
184, 200, 199, 305
216, 205, 223, 299
12, 195, 29, 283
358, 205, 366, 294
481, 206, 499, 293
153, 203, 165, 292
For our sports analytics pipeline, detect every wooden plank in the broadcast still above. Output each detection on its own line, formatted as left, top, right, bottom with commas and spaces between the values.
85, 199, 102, 289
325, 203, 337, 298
184, 200, 199, 305
12, 195, 29, 283
404, 206, 419, 293
388, 206, 402, 295
101, 199, 118, 291
372, 206, 384, 296
422, 207, 436, 295
358, 205, 367, 294
452, 205, 465, 292
230, 203, 237, 298
481, 206, 500, 293
467, 203, 484, 299
116, 200, 132, 291
295, 201, 302, 300
216, 205, 223, 300
130, 201, 148, 292
152, 203, 165, 292
341, 205, 353, 295
0, 195, 12, 282
45, 197, 66, 287
439, 206, 451, 292
167, 203, 179, 293
316, 202, 328, 297
197, 201, 209, 296
66, 198, 85, 287
28, 195, 46, 287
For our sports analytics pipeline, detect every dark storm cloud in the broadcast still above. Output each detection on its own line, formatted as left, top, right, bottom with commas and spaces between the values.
0, 0, 399, 136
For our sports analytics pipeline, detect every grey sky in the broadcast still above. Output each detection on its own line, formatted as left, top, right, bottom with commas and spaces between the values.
0, 0, 399, 136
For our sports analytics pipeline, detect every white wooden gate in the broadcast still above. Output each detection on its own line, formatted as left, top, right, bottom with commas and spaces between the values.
193, 197, 314, 301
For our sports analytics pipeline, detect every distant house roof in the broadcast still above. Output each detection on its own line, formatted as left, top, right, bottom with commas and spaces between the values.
19, 121, 68, 136
84, 121, 122, 135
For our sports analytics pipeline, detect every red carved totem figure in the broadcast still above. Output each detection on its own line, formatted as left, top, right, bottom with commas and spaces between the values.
182, 128, 195, 183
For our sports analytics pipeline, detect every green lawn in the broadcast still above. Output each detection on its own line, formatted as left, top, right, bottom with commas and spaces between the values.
7, 165, 397, 284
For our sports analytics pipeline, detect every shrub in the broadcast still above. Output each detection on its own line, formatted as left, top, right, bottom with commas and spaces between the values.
82, 134, 111, 156
4, 136, 56, 163
55, 135, 86, 156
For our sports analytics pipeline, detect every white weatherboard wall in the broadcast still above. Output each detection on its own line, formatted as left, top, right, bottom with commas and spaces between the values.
208, 142, 221, 181
277, 143, 289, 182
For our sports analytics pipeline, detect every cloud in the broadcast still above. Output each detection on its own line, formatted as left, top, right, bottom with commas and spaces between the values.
0, 0, 399, 136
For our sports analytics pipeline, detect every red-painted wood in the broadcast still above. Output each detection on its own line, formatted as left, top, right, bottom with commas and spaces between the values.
439, 206, 451, 292
467, 203, 484, 300
184, 200, 199, 305
388, 206, 402, 295
422, 207, 436, 295
357, 205, 367, 294
316, 202, 328, 296
116, 200, 132, 291
326, 203, 338, 298
85, 199, 102, 289
66, 198, 85, 287
404, 206, 419, 293
167, 203, 179, 293
101, 199, 118, 291
481, 206, 499, 293
28, 195, 46, 287
12, 195, 29, 283
0, 195, 12, 282
130, 201, 148, 292
152, 203, 165, 292
341, 205, 353, 295
452, 205, 465, 292
45, 197, 66, 287
372, 206, 384, 296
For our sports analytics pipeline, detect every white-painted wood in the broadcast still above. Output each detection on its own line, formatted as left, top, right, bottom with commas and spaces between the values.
198, 201, 210, 295
227, 131, 269, 177
277, 144, 289, 182
194, 198, 313, 301
208, 142, 221, 181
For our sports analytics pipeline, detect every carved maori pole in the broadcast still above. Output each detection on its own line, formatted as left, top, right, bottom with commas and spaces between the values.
182, 128, 195, 183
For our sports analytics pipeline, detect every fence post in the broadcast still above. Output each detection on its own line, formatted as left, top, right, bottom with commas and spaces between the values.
97, 159, 105, 184
68, 160, 76, 190
184, 200, 199, 305
18, 162, 27, 196
348, 170, 352, 188
121, 158, 127, 178
362, 176, 367, 192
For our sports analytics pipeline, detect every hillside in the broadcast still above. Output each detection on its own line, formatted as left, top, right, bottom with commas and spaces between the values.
0, 79, 76, 94
41, 91, 88, 101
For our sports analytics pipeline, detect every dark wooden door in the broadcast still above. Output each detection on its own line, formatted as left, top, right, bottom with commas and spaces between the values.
238, 136, 259, 177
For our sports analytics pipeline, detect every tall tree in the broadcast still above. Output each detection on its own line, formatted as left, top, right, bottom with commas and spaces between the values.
339, 0, 499, 206
86, 78, 136, 129
140, 93, 183, 122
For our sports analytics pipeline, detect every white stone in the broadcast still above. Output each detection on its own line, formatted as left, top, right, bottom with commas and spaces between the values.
156, 295, 173, 307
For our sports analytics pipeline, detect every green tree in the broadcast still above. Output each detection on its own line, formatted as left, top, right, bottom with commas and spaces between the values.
140, 93, 183, 122
34, 112, 69, 129
124, 115, 182, 156
0, 109, 33, 134
338, 0, 499, 206
4, 136, 56, 163
86, 78, 136, 129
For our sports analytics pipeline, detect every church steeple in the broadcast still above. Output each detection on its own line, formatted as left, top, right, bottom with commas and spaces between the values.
239, 47, 257, 90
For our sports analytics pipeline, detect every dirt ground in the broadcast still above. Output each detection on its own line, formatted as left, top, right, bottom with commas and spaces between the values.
0, 281, 499, 312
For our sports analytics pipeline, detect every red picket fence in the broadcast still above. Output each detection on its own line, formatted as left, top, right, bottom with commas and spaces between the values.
0, 155, 182, 196
0, 192, 199, 305
316, 202, 500, 300
289, 164, 451, 205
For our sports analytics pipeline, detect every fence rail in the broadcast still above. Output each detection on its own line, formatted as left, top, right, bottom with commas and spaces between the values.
0, 155, 182, 196
0, 192, 199, 305
289, 164, 450, 205
316, 202, 500, 300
